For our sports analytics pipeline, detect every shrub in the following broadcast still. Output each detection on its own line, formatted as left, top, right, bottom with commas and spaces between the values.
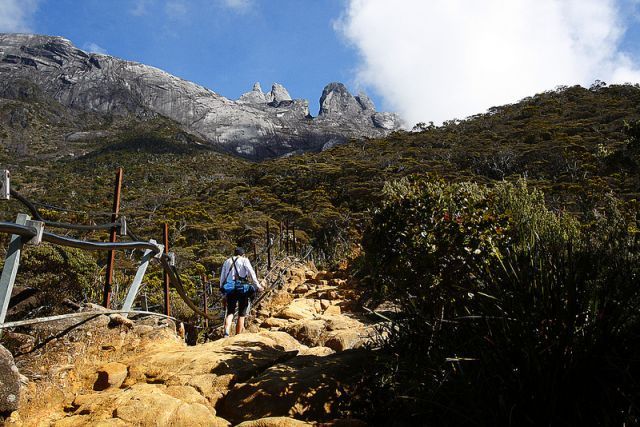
359, 178, 640, 426
13, 244, 99, 315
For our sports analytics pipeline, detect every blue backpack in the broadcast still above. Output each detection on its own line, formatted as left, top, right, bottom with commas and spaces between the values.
221, 257, 255, 296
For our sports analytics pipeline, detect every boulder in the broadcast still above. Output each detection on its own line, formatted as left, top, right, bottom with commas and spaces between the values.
276, 299, 319, 320
219, 350, 369, 424
0, 331, 35, 354
122, 331, 302, 404
108, 314, 133, 329
323, 305, 341, 316
293, 284, 309, 294
298, 346, 335, 357
282, 320, 326, 347
236, 417, 313, 427
66, 383, 226, 426
94, 362, 128, 390
0, 344, 21, 413
323, 330, 367, 352
314, 271, 332, 281
261, 318, 290, 328
329, 279, 347, 287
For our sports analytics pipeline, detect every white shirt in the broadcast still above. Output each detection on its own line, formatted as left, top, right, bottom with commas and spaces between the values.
219, 256, 260, 288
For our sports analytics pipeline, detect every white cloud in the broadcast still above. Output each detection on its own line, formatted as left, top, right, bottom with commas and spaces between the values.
165, 0, 187, 17
0, 0, 39, 33
220, 0, 253, 13
337, 0, 640, 126
131, 0, 152, 16
83, 42, 107, 54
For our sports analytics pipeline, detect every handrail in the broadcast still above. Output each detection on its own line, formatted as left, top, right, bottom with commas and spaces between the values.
159, 255, 216, 321
42, 232, 160, 253
0, 222, 37, 239
0, 309, 182, 329
10, 189, 122, 232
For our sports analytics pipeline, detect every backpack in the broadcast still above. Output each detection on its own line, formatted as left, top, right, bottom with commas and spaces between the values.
221, 257, 255, 296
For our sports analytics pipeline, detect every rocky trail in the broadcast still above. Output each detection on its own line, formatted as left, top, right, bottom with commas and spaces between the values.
1, 262, 385, 426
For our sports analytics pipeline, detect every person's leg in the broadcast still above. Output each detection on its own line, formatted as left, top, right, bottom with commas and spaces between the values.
224, 294, 238, 336
224, 313, 234, 336
236, 295, 251, 334
236, 316, 245, 334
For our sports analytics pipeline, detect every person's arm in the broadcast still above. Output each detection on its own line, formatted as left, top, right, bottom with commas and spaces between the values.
219, 259, 230, 288
244, 258, 262, 290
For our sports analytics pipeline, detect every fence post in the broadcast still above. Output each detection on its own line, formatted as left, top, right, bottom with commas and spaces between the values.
285, 220, 290, 256
0, 214, 29, 329
121, 247, 155, 316
266, 221, 271, 270
163, 223, 171, 316
201, 274, 208, 329
103, 167, 123, 308
292, 223, 297, 256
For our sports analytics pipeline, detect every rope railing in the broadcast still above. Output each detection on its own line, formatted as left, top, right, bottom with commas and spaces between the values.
1, 174, 309, 339
42, 232, 160, 253
10, 189, 124, 233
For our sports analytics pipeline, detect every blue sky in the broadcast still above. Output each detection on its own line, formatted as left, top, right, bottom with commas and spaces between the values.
3, 0, 372, 115
2, 0, 640, 125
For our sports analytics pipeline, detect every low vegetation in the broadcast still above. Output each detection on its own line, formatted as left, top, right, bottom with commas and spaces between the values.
1, 82, 639, 423
357, 178, 639, 425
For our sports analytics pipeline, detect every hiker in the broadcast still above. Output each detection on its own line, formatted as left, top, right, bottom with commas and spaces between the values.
219, 247, 264, 337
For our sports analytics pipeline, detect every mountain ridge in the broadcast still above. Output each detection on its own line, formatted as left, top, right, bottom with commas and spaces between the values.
0, 33, 403, 159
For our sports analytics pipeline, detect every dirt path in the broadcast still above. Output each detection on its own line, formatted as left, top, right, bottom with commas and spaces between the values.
4, 263, 377, 426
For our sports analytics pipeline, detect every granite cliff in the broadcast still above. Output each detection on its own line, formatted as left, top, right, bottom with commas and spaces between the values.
0, 33, 403, 159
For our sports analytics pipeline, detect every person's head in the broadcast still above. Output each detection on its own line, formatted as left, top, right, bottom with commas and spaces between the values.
234, 247, 245, 256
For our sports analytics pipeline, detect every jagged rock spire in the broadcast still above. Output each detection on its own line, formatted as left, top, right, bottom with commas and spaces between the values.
266, 83, 292, 103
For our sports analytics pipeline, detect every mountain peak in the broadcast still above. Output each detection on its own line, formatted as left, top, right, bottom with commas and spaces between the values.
0, 33, 402, 159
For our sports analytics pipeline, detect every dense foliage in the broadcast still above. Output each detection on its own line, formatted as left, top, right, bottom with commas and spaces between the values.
2, 82, 640, 329
358, 178, 639, 425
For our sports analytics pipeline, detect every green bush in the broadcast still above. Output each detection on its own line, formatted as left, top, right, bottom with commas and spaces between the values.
358, 178, 640, 426
14, 244, 99, 314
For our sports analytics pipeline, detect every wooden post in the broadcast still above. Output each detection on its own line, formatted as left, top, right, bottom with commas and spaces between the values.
163, 223, 170, 316
201, 274, 208, 329
266, 221, 272, 270
285, 220, 290, 256
292, 223, 297, 256
252, 241, 257, 261
103, 168, 123, 308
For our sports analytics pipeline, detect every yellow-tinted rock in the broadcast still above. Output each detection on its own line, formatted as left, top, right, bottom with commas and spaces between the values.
220, 350, 369, 424
261, 318, 290, 328
324, 330, 367, 352
323, 305, 341, 316
236, 417, 313, 427
276, 299, 318, 320
94, 362, 128, 390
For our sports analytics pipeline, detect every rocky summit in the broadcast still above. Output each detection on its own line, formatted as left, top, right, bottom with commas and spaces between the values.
0, 33, 403, 159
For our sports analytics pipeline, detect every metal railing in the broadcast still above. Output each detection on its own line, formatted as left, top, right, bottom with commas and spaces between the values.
0, 170, 309, 337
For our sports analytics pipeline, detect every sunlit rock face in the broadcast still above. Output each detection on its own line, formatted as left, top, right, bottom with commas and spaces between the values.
0, 34, 403, 159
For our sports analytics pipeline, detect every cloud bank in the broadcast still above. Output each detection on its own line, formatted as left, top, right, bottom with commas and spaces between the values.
83, 42, 107, 54
0, 0, 39, 33
220, 0, 253, 13
337, 0, 640, 126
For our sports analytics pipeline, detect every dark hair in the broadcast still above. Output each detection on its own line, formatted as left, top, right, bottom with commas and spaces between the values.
234, 247, 245, 256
